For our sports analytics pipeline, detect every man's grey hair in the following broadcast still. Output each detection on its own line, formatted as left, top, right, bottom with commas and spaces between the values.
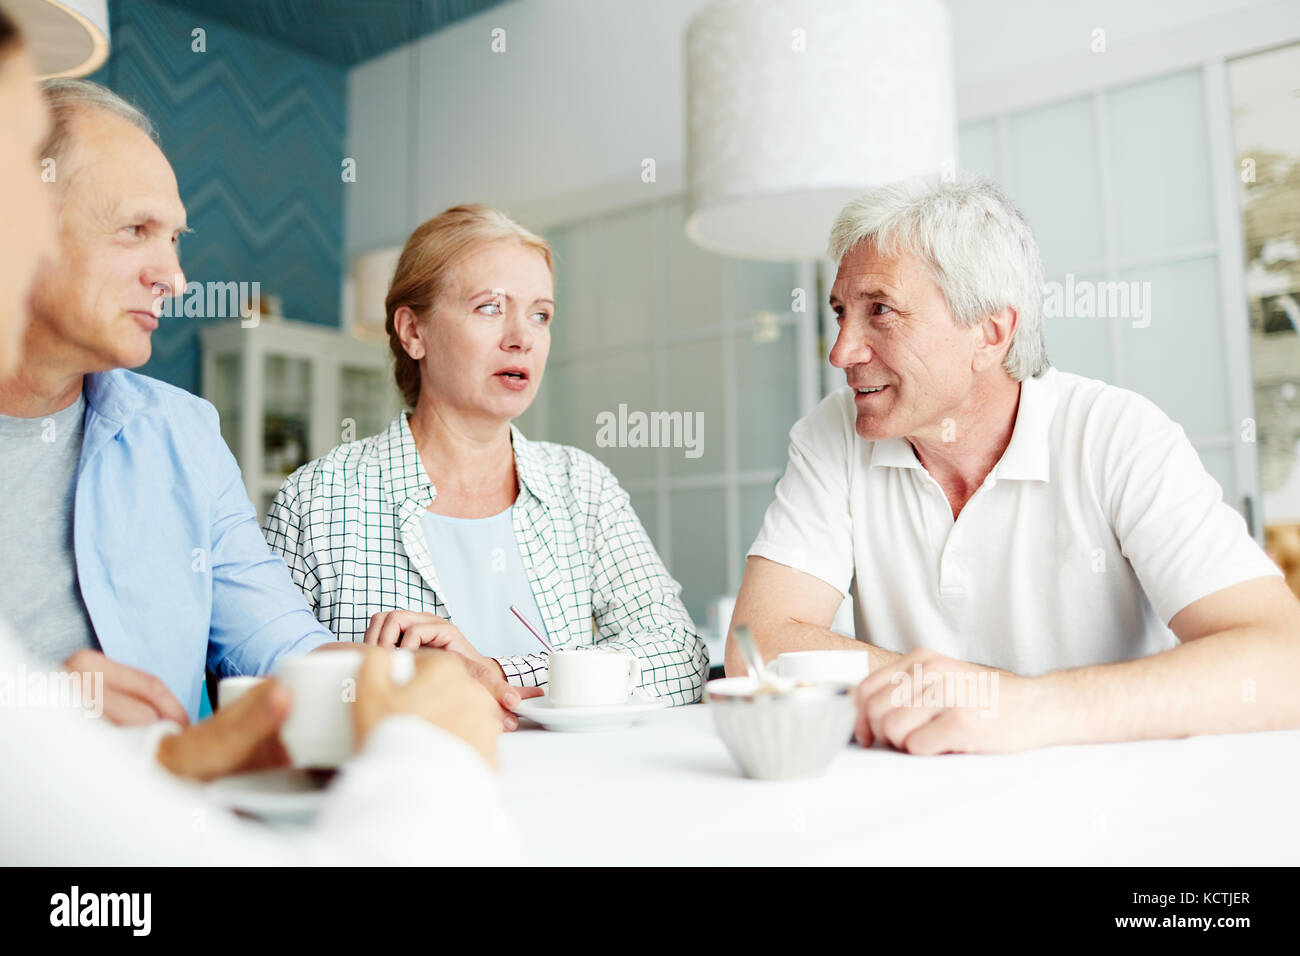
827, 171, 1050, 381
40, 78, 157, 175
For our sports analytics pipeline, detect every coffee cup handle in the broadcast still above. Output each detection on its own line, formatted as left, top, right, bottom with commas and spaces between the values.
627, 655, 641, 697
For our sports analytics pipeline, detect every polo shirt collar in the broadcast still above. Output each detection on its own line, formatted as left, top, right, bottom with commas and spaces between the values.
868, 436, 923, 470
865, 367, 1058, 482
992, 367, 1057, 482
376, 412, 561, 510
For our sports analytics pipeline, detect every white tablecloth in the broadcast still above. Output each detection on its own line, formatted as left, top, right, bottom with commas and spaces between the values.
498, 704, 1300, 866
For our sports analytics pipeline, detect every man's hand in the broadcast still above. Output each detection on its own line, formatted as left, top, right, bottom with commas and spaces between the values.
353, 646, 503, 768
63, 649, 190, 727
853, 648, 1051, 754
156, 679, 292, 781
362, 610, 542, 730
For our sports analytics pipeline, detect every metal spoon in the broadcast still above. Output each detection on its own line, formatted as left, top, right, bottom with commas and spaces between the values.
731, 625, 768, 682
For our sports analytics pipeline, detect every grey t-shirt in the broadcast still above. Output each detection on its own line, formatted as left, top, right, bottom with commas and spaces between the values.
0, 393, 99, 664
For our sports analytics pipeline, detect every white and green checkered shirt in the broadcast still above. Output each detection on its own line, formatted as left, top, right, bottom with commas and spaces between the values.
263, 414, 708, 704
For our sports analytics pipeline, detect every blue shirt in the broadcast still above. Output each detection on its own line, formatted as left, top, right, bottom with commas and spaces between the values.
75, 370, 331, 719
419, 505, 550, 658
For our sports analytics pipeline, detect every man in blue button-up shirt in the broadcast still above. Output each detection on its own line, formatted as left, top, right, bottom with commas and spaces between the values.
0, 80, 330, 724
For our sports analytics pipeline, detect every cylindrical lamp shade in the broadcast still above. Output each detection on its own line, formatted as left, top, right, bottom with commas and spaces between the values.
350, 246, 403, 343
685, 0, 955, 260
9, 0, 111, 79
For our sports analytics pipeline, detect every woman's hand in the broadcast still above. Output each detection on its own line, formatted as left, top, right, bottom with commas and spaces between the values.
363, 610, 543, 730
364, 609, 484, 660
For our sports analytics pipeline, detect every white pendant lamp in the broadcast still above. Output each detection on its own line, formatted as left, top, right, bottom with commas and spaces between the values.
349, 246, 403, 344
685, 0, 955, 260
8, 0, 110, 79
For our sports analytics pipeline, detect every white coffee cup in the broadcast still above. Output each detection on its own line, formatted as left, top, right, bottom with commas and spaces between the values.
771, 650, 870, 687
275, 650, 367, 769
547, 647, 641, 707
218, 649, 413, 769
217, 675, 265, 709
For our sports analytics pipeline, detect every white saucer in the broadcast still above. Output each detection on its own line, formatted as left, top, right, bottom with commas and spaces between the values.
514, 693, 668, 732
205, 767, 334, 825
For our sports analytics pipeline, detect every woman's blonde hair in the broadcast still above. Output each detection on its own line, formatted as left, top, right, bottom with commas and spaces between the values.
385, 204, 553, 409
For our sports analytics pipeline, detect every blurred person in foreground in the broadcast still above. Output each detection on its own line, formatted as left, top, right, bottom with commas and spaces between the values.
0, 4, 514, 864
727, 172, 1300, 755
0, 75, 526, 734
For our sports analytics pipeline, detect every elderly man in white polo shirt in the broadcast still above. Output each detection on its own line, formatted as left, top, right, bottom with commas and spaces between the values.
726, 171, 1300, 755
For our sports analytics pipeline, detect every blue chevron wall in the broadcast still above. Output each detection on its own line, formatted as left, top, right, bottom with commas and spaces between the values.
89, 0, 346, 394
166, 0, 510, 67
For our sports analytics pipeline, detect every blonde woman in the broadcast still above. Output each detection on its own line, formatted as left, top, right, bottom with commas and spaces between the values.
265, 206, 708, 722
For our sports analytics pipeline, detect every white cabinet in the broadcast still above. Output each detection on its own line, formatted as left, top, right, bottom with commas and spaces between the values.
201, 318, 402, 518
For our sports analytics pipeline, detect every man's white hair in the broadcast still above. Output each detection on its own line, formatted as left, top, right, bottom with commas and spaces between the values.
827, 171, 1050, 381
40, 78, 157, 175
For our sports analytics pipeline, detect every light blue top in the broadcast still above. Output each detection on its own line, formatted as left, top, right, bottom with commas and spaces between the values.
419, 505, 550, 658
70, 369, 332, 720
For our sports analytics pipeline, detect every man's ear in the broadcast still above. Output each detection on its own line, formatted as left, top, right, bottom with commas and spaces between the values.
973, 306, 1017, 373
393, 305, 426, 360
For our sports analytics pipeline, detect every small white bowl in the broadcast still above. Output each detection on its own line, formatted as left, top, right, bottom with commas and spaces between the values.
705, 676, 857, 780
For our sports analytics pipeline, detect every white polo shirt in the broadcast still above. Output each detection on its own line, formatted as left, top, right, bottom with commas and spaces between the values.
749, 367, 1281, 675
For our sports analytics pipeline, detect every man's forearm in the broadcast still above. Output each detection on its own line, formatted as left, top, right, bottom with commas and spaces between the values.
1041, 627, 1300, 746
724, 618, 902, 676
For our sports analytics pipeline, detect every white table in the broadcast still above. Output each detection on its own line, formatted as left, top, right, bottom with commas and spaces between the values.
498, 704, 1300, 866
